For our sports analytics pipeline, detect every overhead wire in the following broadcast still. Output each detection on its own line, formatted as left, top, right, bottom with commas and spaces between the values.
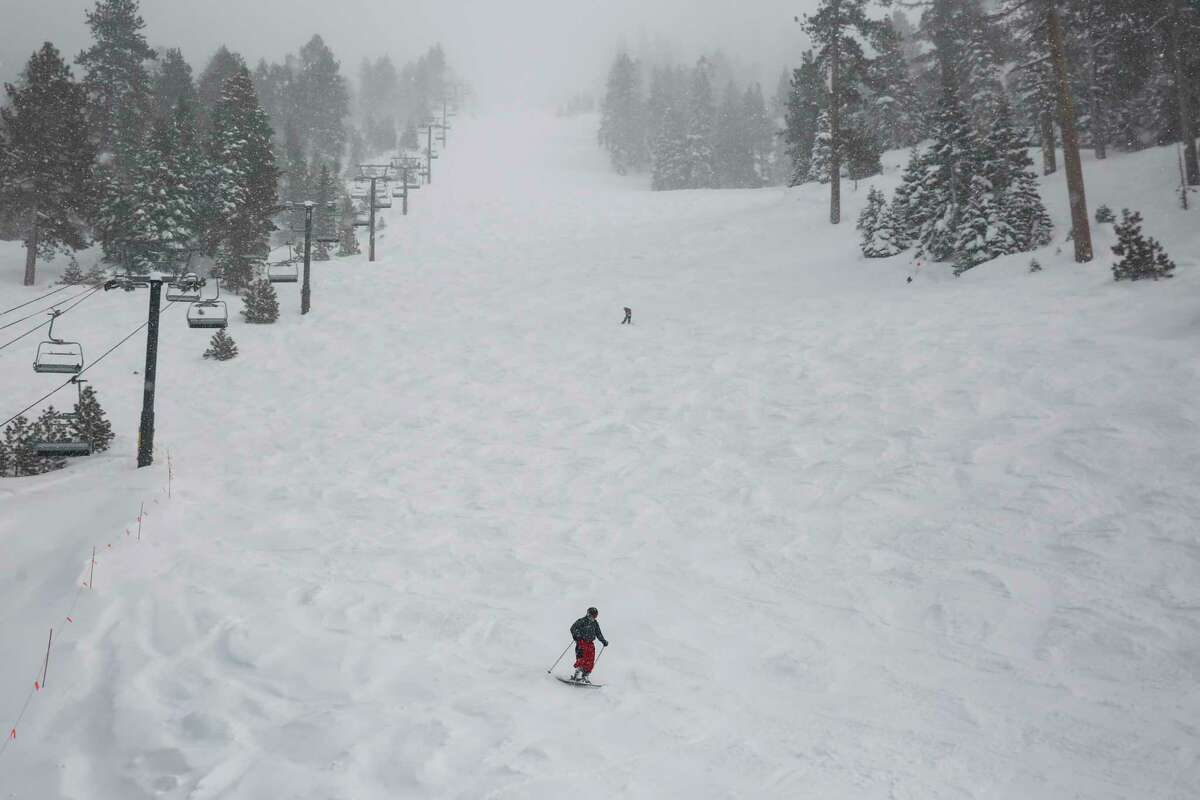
0, 287, 104, 355
0, 286, 101, 332
0, 284, 71, 317
0, 300, 179, 429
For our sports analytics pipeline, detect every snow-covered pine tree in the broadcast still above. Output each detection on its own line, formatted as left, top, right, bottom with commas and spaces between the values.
293, 35, 349, 165
206, 66, 279, 291
73, 385, 114, 452
312, 163, 338, 260
890, 147, 929, 248
77, 0, 155, 171
651, 103, 690, 192
783, 51, 826, 187
953, 174, 1017, 275
0, 433, 9, 478
3, 416, 37, 477
843, 123, 882, 182
685, 59, 717, 189
59, 256, 86, 285
806, 111, 834, 184
802, 0, 877, 224
985, 97, 1052, 253
128, 114, 201, 254
742, 83, 774, 187
337, 196, 361, 256
281, 122, 310, 206
241, 278, 279, 323
0, 44, 95, 286
153, 47, 197, 119
598, 52, 646, 175
197, 46, 245, 134
1111, 210, 1176, 281
865, 201, 907, 258
917, 86, 977, 263
204, 329, 239, 360
865, 18, 922, 150
1095, 205, 1115, 224
32, 409, 68, 474
857, 187, 886, 253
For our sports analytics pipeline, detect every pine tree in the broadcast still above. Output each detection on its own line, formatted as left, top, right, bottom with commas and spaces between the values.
954, 175, 1017, 275
294, 36, 349, 165
857, 187, 886, 253
864, 201, 907, 258
73, 385, 114, 452
0, 432, 9, 478
651, 103, 690, 192
312, 163, 338, 257
806, 111, 834, 184
685, 59, 717, 189
714, 81, 757, 188
32, 408, 68, 474
337, 196, 361, 256
843, 123, 882, 182
197, 46, 245, 133
204, 329, 239, 360
206, 66, 280, 291
128, 115, 201, 253
77, 0, 155, 169
59, 256, 86, 285
742, 84, 774, 187
986, 97, 1052, 252
864, 19, 922, 150
1111, 210, 1176, 281
599, 53, 646, 175
153, 47, 196, 119
783, 51, 826, 187
802, 0, 877, 224
1095, 205, 1115, 224
0, 44, 95, 286
241, 278, 279, 323
917, 87, 977, 262
891, 147, 930, 247
4, 416, 37, 477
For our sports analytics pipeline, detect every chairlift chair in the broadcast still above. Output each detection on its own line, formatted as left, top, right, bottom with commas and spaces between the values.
166, 272, 203, 303
33, 311, 84, 374
32, 381, 93, 457
268, 261, 299, 284
187, 279, 229, 329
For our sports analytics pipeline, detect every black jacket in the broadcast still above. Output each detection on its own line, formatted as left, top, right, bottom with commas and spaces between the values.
571, 615, 607, 646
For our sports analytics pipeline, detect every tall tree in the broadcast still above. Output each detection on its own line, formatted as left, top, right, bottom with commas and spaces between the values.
782, 51, 826, 186
685, 58, 717, 189
197, 46, 245, 133
76, 0, 155, 167
802, 0, 877, 224
152, 47, 196, 119
0, 44, 95, 285
294, 35, 349, 164
598, 52, 647, 175
206, 66, 279, 290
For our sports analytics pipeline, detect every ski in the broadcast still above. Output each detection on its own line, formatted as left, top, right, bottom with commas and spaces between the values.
555, 676, 603, 688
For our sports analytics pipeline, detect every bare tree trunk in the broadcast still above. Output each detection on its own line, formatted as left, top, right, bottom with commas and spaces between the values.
1047, 0, 1093, 263
1172, 1, 1200, 185
23, 214, 39, 287
828, 1, 842, 225
1040, 108, 1058, 175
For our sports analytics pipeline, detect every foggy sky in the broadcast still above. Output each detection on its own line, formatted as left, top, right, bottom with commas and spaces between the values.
0, 0, 823, 108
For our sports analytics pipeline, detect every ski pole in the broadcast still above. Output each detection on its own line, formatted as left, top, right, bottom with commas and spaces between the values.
594, 645, 605, 670
547, 641, 573, 674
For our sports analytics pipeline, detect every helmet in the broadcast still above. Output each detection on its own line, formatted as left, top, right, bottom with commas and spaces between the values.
587, 607, 599, 617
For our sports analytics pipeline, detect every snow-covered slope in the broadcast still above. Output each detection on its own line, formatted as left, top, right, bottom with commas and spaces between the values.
1, 114, 1198, 799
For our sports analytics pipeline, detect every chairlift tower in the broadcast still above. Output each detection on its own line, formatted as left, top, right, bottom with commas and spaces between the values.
103, 242, 197, 468
354, 165, 395, 263
279, 200, 340, 314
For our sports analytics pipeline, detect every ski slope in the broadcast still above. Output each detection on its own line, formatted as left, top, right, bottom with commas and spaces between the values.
2, 113, 1199, 799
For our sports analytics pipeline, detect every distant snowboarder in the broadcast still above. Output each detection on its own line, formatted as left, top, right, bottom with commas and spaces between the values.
621, 307, 632, 325
569, 607, 608, 683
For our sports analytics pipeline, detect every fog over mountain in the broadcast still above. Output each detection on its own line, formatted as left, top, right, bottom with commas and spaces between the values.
0, 0, 816, 106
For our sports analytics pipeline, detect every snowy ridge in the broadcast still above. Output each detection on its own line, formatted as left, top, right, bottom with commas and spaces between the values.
1, 113, 1199, 799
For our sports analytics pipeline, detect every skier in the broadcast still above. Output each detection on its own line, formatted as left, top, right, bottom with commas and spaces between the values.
621, 307, 632, 325
569, 607, 609, 683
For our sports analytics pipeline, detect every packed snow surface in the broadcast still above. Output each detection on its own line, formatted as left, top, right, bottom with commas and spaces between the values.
2, 113, 1199, 799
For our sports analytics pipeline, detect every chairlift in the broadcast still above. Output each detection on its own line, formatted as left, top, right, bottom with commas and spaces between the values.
187, 278, 229, 329
33, 311, 84, 374
32, 380, 93, 457
268, 261, 299, 283
166, 272, 204, 303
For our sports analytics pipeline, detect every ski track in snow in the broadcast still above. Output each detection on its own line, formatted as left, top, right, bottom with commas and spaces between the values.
2, 113, 1200, 799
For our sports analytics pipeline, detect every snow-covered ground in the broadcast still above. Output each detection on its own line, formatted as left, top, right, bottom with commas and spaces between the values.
2, 113, 1199, 799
